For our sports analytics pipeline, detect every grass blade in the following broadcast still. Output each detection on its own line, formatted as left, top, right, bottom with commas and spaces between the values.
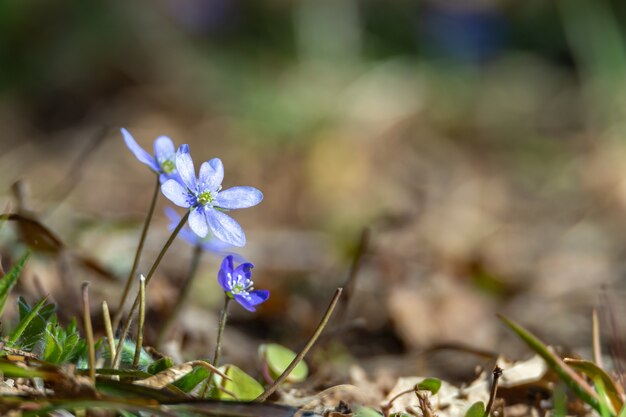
565, 358, 624, 413
498, 314, 602, 413
0, 252, 30, 317
8, 297, 50, 346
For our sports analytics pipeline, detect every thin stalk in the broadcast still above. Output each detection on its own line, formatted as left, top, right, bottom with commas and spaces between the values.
212, 295, 231, 367
592, 307, 603, 368
81, 283, 96, 383
484, 365, 503, 417
255, 287, 343, 402
133, 275, 146, 368
102, 301, 116, 367
201, 295, 231, 397
120, 211, 190, 335
156, 244, 203, 348
113, 175, 160, 330
112, 317, 133, 370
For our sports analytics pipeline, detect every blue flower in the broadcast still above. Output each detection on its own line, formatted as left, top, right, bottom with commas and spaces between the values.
165, 207, 245, 262
217, 255, 269, 312
121, 128, 181, 184
160, 145, 263, 247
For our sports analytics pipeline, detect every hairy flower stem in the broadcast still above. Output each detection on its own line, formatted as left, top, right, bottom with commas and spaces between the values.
156, 244, 203, 348
119, 211, 190, 336
113, 175, 160, 330
201, 295, 231, 397
133, 275, 146, 368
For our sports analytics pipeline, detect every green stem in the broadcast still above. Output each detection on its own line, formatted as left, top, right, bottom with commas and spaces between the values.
120, 211, 190, 338
156, 244, 203, 348
132, 275, 146, 368
212, 295, 231, 367
113, 175, 160, 330
201, 294, 231, 397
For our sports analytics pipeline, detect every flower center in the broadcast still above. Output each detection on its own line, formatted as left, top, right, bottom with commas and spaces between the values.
161, 159, 175, 174
198, 190, 215, 206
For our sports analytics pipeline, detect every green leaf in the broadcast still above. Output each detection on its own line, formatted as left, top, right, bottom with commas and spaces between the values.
211, 364, 264, 401
0, 252, 30, 317
498, 315, 602, 413
595, 377, 615, 417
173, 366, 209, 393
565, 358, 624, 413
148, 356, 175, 375
464, 401, 485, 417
8, 297, 51, 347
355, 407, 383, 417
259, 343, 308, 383
417, 377, 442, 395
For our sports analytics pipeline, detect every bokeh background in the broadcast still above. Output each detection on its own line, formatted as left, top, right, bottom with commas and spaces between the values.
2, 0, 626, 383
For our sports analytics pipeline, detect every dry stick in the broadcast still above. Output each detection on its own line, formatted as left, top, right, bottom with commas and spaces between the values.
592, 307, 603, 368
120, 211, 190, 337
157, 244, 203, 348
336, 228, 369, 323
484, 365, 503, 417
113, 175, 160, 330
255, 287, 343, 402
102, 301, 116, 367
82, 283, 96, 383
133, 275, 147, 368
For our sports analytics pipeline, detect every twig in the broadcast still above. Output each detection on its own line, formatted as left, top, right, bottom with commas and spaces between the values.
102, 301, 116, 367
484, 365, 503, 417
113, 175, 160, 330
592, 307, 603, 368
133, 275, 146, 368
82, 283, 96, 383
255, 288, 343, 402
337, 228, 369, 323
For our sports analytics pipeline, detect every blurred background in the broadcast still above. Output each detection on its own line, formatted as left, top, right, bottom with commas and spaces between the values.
2, 0, 626, 386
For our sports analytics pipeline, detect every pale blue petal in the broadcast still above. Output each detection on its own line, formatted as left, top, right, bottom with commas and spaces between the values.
216, 186, 263, 209
154, 136, 175, 163
218, 255, 234, 292
198, 158, 224, 192
175, 145, 197, 191
189, 208, 209, 238
205, 209, 246, 247
161, 180, 191, 208
121, 128, 159, 172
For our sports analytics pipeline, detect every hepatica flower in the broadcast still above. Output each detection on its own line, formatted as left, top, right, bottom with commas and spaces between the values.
218, 255, 269, 312
121, 128, 181, 183
160, 145, 263, 247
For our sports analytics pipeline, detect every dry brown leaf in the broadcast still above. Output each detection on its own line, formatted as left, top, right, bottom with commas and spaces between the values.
133, 360, 228, 390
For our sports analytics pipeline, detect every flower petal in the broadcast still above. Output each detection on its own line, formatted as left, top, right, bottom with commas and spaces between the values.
199, 158, 224, 192
249, 289, 270, 306
218, 255, 234, 292
216, 187, 263, 209
161, 180, 191, 207
205, 209, 246, 247
233, 262, 254, 280
175, 145, 197, 191
121, 128, 159, 172
233, 294, 257, 312
189, 208, 209, 238
154, 136, 175, 163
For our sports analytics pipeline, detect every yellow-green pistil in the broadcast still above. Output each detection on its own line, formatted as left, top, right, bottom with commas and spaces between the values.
198, 190, 216, 206
161, 159, 175, 174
